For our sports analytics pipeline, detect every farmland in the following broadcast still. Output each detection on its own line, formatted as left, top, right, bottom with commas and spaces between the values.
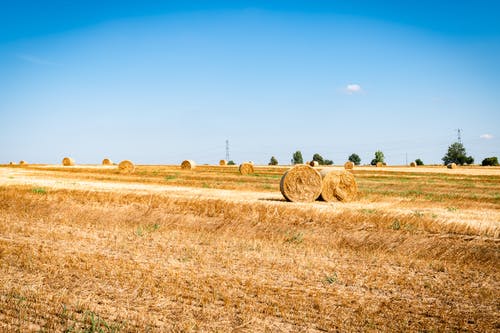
0, 164, 499, 332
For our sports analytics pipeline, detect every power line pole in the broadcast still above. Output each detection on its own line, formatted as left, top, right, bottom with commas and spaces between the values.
225, 139, 230, 161
456, 128, 462, 143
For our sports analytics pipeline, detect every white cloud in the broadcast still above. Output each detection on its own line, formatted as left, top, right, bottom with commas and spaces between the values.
346, 84, 362, 94
480, 134, 494, 140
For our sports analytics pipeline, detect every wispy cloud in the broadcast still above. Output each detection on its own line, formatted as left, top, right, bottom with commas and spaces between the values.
345, 83, 362, 94
17, 54, 60, 66
480, 134, 494, 140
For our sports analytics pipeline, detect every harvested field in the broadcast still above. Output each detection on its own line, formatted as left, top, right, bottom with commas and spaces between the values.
0, 164, 499, 332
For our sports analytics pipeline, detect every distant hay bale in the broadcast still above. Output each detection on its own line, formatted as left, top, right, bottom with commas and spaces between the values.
344, 161, 354, 170
239, 162, 254, 175
102, 158, 113, 166
447, 163, 457, 169
62, 157, 75, 166
118, 160, 135, 173
280, 165, 322, 202
309, 161, 319, 167
410, 161, 417, 167
9, 161, 14, 165
320, 169, 358, 202
19, 160, 27, 166
219, 160, 227, 166
181, 160, 196, 170
376, 162, 383, 167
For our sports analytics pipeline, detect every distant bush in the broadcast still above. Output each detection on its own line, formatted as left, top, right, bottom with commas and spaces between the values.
482, 156, 499, 166
324, 159, 333, 165
348, 153, 361, 165
415, 158, 424, 166
269, 156, 278, 165
227, 160, 235, 165
292, 151, 303, 165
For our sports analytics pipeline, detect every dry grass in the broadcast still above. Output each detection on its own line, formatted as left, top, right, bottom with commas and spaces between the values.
0, 164, 499, 331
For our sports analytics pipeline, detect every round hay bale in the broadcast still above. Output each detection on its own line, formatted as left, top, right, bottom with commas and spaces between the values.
447, 163, 457, 169
181, 160, 196, 170
9, 161, 14, 165
410, 161, 417, 167
309, 161, 319, 167
19, 160, 27, 166
376, 162, 383, 167
62, 157, 75, 166
219, 160, 227, 166
344, 161, 354, 170
102, 158, 113, 166
118, 160, 135, 174
239, 162, 254, 175
319, 169, 340, 202
280, 165, 322, 202
320, 170, 358, 202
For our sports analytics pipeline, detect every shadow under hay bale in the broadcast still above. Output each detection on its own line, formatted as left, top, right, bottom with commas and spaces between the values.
280, 164, 322, 202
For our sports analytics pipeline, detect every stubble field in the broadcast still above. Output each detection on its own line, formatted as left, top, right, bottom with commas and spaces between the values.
0, 164, 499, 332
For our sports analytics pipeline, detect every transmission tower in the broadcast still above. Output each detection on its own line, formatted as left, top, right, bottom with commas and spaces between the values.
456, 129, 462, 143
225, 139, 230, 161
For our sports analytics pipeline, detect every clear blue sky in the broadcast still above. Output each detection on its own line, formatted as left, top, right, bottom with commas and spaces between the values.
1, 1, 499, 165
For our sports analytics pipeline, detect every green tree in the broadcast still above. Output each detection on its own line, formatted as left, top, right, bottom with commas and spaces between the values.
442, 142, 474, 165
269, 156, 278, 166
370, 150, 385, 165
348, 153, 361, 165
312, 153, 325, 165
292, 151, 303, 165
227, 160, 235, 165
415, 158, 424, 166
324, 159, 333, 165
482, 157, 498, 166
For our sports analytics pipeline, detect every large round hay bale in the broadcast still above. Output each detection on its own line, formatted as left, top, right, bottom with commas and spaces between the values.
320, 169, 358, 202
376, 162, 383, 167
19, 160, 27, 166
219, 160, 227, 166
181, 160, 196, 170
118, 160, 135, 173
309, 161, 319, 167
102, 158, 113, 166
62, 157, 75, 166
280, 165, 322, 202
239, 162, 254, 175
447, 163, 457, 169
344, 161, 354, 170
410, 161, 417, 167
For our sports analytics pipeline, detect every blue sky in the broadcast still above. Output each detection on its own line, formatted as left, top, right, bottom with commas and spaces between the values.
1, 1, 499, 165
